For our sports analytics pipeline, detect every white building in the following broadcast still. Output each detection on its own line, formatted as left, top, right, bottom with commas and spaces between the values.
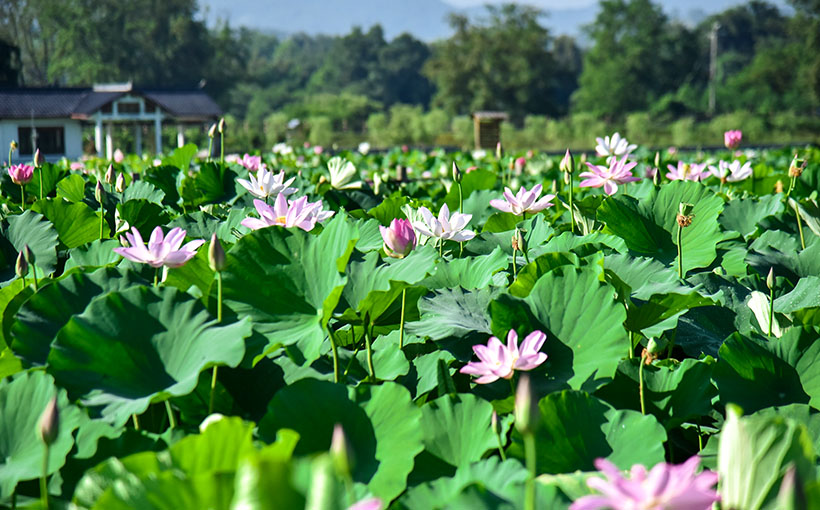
0, 83, 221, 163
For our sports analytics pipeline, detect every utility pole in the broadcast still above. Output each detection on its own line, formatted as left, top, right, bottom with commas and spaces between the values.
708, 22, 720, 116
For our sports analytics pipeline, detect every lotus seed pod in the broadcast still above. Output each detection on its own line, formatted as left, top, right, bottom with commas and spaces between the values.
788, 155, 806, 178
9, 140, 17, 151
512, 228, 523, 252
38, 396, 59, 446
647, 336, 669, 355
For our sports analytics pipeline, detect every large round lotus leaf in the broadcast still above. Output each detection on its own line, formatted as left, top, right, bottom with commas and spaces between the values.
419, 393, 498, 467
259, 379, 422, 500
11, 267, 145, 366
492, 265, 627, 392
0, 371, 84, 497
4, 209, 59, 276
46, 286, 251, 426
31, 199, 104, 249
508, 390, 666, 474
220, 214, 358, 363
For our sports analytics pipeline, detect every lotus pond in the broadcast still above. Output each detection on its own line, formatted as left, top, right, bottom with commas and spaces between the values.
1, 137, 819, 509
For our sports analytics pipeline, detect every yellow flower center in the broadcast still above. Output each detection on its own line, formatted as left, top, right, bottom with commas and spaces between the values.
277, 216, 287, 224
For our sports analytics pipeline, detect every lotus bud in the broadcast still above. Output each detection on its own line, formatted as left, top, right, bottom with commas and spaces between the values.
724, 130, 742, 151
514, 374, 538, 435
208, 233, 226, 272
766, 268, 775, 291
330, 423, 354, 477
677, 202, 694, 228
104, 164, 114, 184
775, 180, 784, 194
512, 228, 523, 252
776, 465, 805, 510
218, 118, 225, 134
10, 140, 17, 151
23, 244, 35, 265
559, 149, 574, 174
653, 168, 660, 186
646, 336, 668, 356
207, 123, 217, 138
34, 148, 43, 168
654, 151, 660, 168
579, 153, 587, 165
15, 251, 28, 278
38, 396, 59, 446
452, 161, 462, 183
496, 142, 503, 160
95, 180, 105, 204
119, 235, 130, 248
551, 179, 557, 193
491, 410, 500, 436
788, 155, 806, 178
115, 172, 125, 193
379, 219, 416, 259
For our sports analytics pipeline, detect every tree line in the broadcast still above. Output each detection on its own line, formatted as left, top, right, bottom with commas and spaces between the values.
1, 0, 819, 149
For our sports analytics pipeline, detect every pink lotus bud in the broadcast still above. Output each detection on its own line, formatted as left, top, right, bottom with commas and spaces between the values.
724, 130, 742, 150
401, 144, 409, 153
330, 423, 354, 477
515, 157, 526, 170
115, 172, 125, 192
34, 148, 43, 167
379, 219, 416, 259
496, 142, 503, 160
104, 164, 114, 184
15, 251, 28, 278
208, 233, 226, 272
113, 149, 124, 164
8, 164, 34, 185
559, 149, 573, 174
514, 374, 539, 435
38, 396, 59, 446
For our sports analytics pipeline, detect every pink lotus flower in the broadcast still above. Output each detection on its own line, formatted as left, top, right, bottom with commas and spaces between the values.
313, 146, 323, 155
380, 219, 416, 258
580, 155, 640, 195
724, 130, 742, 150
413, 204, 475, 242
237, 168, 297, 200
666, 162, 709, 182
349, 498, 383, 510
238, 153, 265, 172
114, 226, 205, 268
645, 167, 658, 179
240, 193, 334, 232
113, 148, 124, 163
8, 164, 34, 185
459, 330, 547, 384
490, 184, 555, 216
70, 161, 85, 171
570, 457, 719, 510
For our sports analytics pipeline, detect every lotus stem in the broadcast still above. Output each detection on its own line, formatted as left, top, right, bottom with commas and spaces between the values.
220, 132, 224, 165
39, 168, 43, 201
768, 286, 774, 338
209, 366, 218, 415
794, 202, 805, 250
20, 184, 25, 211
524, 432, 536, 510
512, 250, 517, 279
40, 444, 49, 509
8, 146, 12, 167
132, 414, 140, 430
328, 328, 340, 383
165, 400, 176, 429
364, 317, 376, 382
438, 239, 443, 258
568, 177, 576, 235
677, 224, 683, 280
31, 264, 38, 292
399, 288, 406, 350
457, 181, 463, 214
154, 268, 159, 287
639, 352, 646, 415
207, 137, 213, 163
786, 175, 796, 198
99, 207, 104, 240
495, 430, 507, 461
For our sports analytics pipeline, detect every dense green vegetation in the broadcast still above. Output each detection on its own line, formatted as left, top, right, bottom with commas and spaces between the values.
1, 0, 819, 150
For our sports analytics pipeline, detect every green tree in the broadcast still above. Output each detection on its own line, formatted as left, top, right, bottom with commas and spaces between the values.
573, 0, 697, 118
424, 4, 557, 120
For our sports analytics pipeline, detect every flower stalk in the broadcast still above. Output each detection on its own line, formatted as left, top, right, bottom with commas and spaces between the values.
364, 314, 376, 382
35, 149, 43, 201
515, 375, 538, 510
676, 203, 694, 280
767, 268, 775, 337
38, 396, 59, 510
24, 245, 38, 291
399, 288, 407, 350
218, 118, 225, 165
208, 233, 225, 413
793, 202, 806, 250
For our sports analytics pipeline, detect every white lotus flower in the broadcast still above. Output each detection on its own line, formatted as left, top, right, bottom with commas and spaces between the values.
327, 156, 363, 190
237, 168, 297, 200
595, 132, 638, 160
413, 204, 475, 242
708, 160, 753, 182
358, 142, 371, 155
272, 143, 293, 155
748, 291, 782, 338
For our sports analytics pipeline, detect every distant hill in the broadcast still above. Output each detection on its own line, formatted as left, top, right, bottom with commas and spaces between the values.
199, 0, 790, 41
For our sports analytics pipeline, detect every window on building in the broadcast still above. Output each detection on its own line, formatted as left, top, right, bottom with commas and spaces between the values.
18, 126, 65, 155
